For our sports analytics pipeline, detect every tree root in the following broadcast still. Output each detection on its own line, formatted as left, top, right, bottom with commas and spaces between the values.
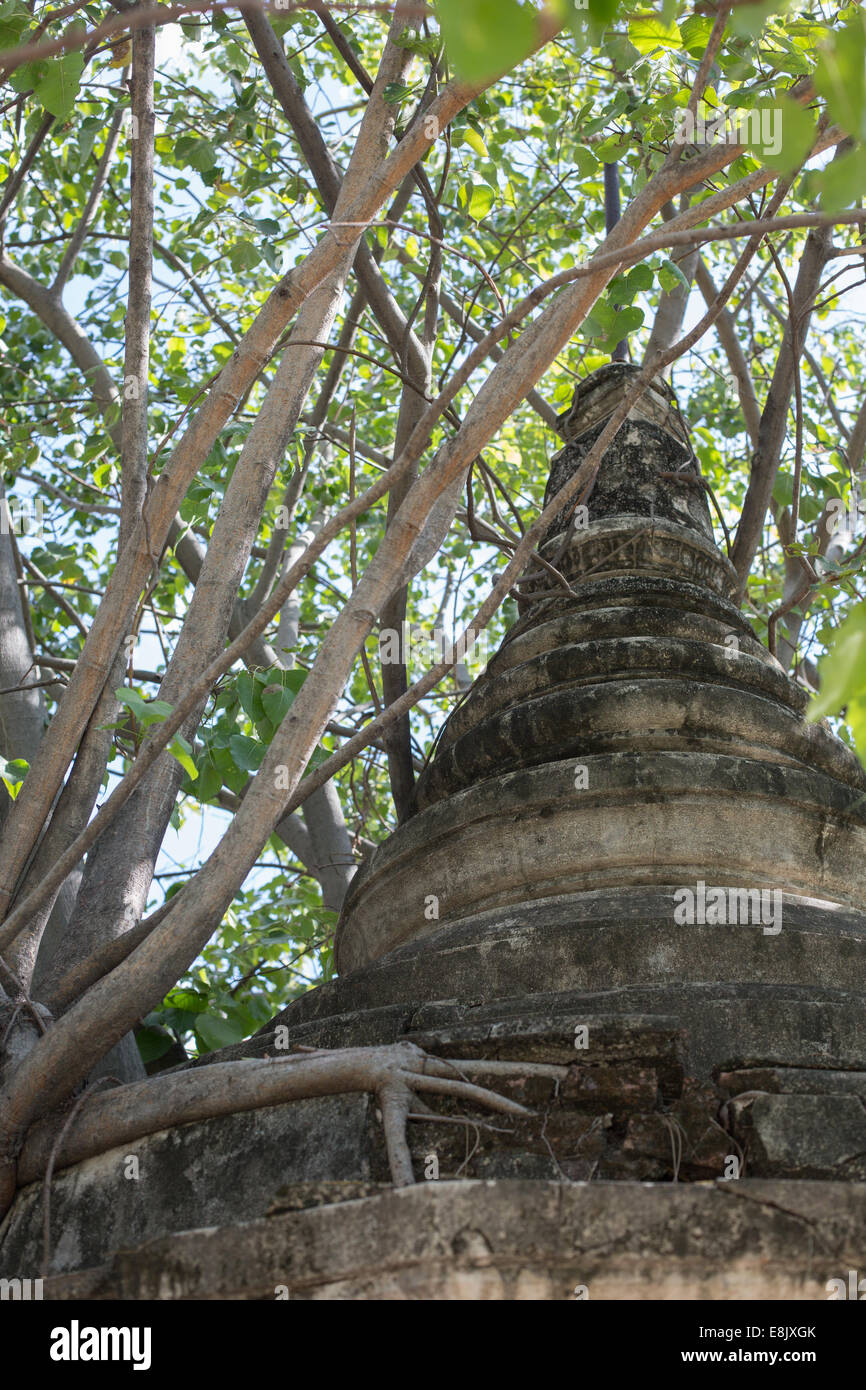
16, 1043, 567, 1195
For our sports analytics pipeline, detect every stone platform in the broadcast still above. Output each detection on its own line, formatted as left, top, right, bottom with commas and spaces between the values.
40, 1181, 866, 1300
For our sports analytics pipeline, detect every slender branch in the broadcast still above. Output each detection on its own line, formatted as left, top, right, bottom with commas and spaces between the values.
0, 114, 55, 225
119, 12, 155, 546
694, 255, 761, 447
731, 222, 834, 590
36, 653, 162, 683
41, 1075, 119, 1275
17, 555, 88, 638
153, 241, 238, 343
53, 107, 124, 295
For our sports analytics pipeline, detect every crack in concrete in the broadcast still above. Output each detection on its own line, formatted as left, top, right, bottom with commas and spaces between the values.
712, 1181, 833, 1251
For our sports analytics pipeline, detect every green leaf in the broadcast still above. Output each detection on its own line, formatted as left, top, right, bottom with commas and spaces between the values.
588, 0, 621, 24
228, 238, 261, 272
115, 686, 147, 718
169, 734, 197, 781
77, 113, 104, 165
0, 0, 31, 50
729, 0, 785, 39
470, 184, 495, 220
215, 745, 248, 796
815, 147, 866, 212
607, 306, 643, 342
116, 688, 174, 728
260, 241, 279, 273
599, 32, 639, 70
814, 13, 866, 142
392, 28, 440, 58
33, 50, 84, 119
0, 755, 27, 800
229, 733, 266, 773
195, 1012, 246, 1052
262, 682, 293, 726
845, 695, 866, 763
436, 0, 537, 83
169, 988, 208, 1012
658, 258, 689, 294
135, 1026, 174, 1064
573, 147, 599, 179
807, 602, 866, 724
174, 136, 217, 172
609, 274, 636, 307
236, 670, 265, 722
281, 668, 308, 694
463, 125, 489, 157
458, 181, 495, 221
772, 469, 793, 509
678, 14, 714, 56
745, 99, 814, 174
301, 745, 333, 778
193, 757, 223, 803
247, 215, 281, 236
148, 699, 175, 720
596, 135, 629, 163
627, 15, 679, 54
626, 263, 654, 294
383, 81, 414, 106
270, 12, 302, 38
158, 1006, 202, 1033
10, 59, 41, 98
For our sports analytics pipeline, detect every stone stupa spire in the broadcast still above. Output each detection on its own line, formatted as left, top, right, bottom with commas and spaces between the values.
335, 363, 866, 1094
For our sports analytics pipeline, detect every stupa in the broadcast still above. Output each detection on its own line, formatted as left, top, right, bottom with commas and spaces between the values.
4, 362, 866, 1300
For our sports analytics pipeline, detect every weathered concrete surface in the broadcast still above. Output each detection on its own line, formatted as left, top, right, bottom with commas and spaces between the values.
275, 894, 866, 1029
546, 364, 707, 544
337, 757, 866, 971
5, 1006, 865, 1277
256, 891, 866, 1086
0, 1094, 371, 1278
493, 586, 772, 671
537, 513, 735, 593
727, 1094, 866, 1179
41, 1180, 866, 1300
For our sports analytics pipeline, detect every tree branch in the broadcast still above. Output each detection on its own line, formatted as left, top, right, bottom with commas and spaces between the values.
52, 107, 124, 296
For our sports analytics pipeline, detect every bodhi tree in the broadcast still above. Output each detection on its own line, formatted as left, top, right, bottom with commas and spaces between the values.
1, 0, 866, 1219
